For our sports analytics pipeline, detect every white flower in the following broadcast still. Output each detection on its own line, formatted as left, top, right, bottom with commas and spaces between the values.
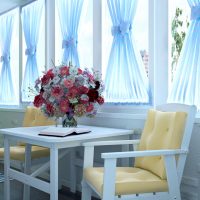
53, 76, 61, 84
69, 66, 78, 75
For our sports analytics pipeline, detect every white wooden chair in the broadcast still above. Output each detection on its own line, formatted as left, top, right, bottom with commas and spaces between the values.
81, 103, 196, 200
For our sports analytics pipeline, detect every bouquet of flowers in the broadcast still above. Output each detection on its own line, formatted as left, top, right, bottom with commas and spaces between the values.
33, 63, 104, 127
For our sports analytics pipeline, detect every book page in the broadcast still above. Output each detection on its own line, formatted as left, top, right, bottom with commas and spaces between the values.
39, 127, 91, 137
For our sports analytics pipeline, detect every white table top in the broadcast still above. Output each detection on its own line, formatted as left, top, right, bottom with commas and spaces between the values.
0, 125, 134, 148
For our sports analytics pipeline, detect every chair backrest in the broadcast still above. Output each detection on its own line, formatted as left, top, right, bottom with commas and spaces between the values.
23, 106, 55, 127
135, 103, 196, 180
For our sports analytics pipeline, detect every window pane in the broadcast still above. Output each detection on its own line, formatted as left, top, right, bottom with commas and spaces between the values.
169, 0, 190, 87
102, 0, 149, 103
0, 9, 19, 105
55, 0, 93, 68
102, 0, 149, 80
22, 1, 45, 102
134, 0, 149, 77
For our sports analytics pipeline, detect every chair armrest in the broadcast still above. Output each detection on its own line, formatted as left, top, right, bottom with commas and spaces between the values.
101, 149, 187, 159
82, 139, 140, 147
83, 140, 140, 168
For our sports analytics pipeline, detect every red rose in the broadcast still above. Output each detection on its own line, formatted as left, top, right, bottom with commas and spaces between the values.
46, 103, 54, 114
78, 86, 89, 94
78, 68, 83, 74
46, 69, 54, 79
88, 89, 99, 102
51, 86, 64, 99
86, 104, 94, 112
33, 94, 44, 107
97, 96, 104, 105
41, 74, 51, 85
95, 81, 100, 90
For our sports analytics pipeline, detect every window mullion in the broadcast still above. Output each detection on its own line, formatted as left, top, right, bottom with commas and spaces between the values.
153, 0, 169, 106
19, 7, 23, 105
93, 0, 102, 71
46, 0, 55, 70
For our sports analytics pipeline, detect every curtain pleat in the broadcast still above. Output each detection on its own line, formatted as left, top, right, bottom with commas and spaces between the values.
21, 0, 44, 101
56, 0, 83, 66
105, 0, 150, 104
168, 0, 200, 108
0, 13, 15, 103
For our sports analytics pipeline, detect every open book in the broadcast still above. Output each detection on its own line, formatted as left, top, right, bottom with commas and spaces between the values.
39, 127, 91, 137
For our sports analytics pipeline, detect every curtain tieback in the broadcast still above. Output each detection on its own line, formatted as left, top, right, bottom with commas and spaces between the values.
25, 46, 36, 56
62, 38, 77, 49
0, 53, 10, 63
111, 22, 132, 36
191, 5, 200, 20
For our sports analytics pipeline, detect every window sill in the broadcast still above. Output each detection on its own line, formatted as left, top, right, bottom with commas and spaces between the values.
0, 105, 26, 112
0, 106, 200, 124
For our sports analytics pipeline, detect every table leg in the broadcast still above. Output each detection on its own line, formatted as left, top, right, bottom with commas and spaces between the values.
4, 136, 10, 200
23, 144, 32, 200
70, 149, 76, 193
50, 147, 58, 200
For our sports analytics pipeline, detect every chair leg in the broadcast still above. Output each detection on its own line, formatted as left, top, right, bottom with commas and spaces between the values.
23, 144, 32, 200
81, 180, 92, 200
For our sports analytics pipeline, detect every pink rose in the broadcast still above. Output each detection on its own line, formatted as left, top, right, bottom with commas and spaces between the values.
63, 79, 74, 88
60, 66, 69, 76
78, 86, 89, 94
67, 87, 78, 98
60, 99, 69, 113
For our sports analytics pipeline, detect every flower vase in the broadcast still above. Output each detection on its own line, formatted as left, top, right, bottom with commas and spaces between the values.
62, 114, 77, 127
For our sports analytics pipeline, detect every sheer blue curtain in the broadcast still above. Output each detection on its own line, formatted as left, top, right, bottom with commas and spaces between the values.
0, 13, 15, 103
168, 0, 200, 108
105, 0, 150, 103
57, 0, 83, 66
21, 0, 44, 101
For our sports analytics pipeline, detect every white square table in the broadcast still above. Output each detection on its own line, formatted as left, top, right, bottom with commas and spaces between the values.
0, 125, 134, 200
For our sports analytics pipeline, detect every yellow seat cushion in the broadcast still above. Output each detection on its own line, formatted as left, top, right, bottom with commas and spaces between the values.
19, 106, 54, 147
84, 167, 168, 196
0, 106, 53, 161
0, 146, 49, 161
23, 106, 55, 127
135, 109, 187, 180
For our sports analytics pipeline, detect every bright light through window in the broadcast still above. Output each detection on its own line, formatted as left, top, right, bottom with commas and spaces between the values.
55, 0, 93, 68
169, 0, 190, 87
102, 0, 149, 80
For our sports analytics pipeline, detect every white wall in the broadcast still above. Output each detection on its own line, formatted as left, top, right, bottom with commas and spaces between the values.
0, 109, 199, 199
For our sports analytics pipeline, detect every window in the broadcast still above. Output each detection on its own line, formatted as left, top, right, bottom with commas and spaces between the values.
101, 0, 150, 104
0, 9, 19, 105
21, 0, 45, 102
169, 0, 190, 87
0, 0, 196, 114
